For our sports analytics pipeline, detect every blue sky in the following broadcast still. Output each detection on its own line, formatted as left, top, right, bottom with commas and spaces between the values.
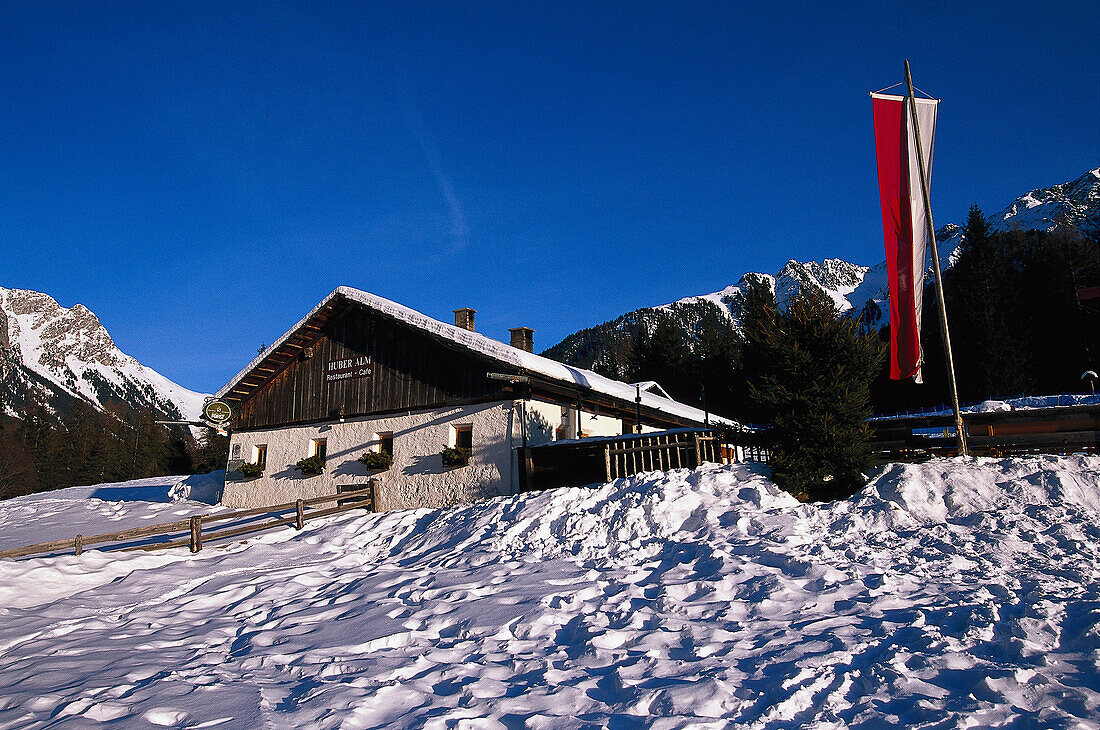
2, 1, 1096, 394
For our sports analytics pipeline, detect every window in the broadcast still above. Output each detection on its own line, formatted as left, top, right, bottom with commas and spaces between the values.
252, 444, 268, 468
309, 438, 327, 462
443, 425, 473, 468
376, 432, 394, 456
452, 425, 472, 451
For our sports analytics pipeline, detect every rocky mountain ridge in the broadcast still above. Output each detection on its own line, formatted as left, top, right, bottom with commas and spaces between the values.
543, 165, 1100, 371
0, 287, 207, 421
993, 167, 1100, 233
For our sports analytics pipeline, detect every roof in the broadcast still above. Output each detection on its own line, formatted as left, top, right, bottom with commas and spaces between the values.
217, 286, 735, 427
630, 381, 673, 399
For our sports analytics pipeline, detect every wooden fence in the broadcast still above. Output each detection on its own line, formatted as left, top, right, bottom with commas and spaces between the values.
0, 482, 378, 560
733, 433, 771, 464
604, 431, 725, 481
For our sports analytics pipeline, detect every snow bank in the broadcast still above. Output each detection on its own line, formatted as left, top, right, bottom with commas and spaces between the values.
858, 455, 1100, 525
874, 392, 1100, 420
2, 456, 1099, 727
168, 470, 225, 504
1006, 393, 1100, 409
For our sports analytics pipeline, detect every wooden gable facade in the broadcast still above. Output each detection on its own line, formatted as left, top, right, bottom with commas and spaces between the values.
227, 295, 514, 431
222, 289, 714, 435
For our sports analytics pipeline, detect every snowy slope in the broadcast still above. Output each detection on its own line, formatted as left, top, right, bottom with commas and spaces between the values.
0, 287, 207, 419
992, 166, 1100, 233
2, 456, 1100, 726
0, 474, 228, 551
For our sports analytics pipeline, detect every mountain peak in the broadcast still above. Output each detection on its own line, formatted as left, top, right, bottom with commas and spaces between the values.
991, 166, 1100, 234
936, 223, 960, 241
0, 286, 206, 420
774, 259, 868, 307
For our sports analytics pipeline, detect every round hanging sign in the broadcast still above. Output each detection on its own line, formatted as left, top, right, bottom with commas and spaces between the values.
203, 400, 233, 424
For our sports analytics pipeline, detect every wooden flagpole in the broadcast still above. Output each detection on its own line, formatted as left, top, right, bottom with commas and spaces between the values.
904, 59, 969, 456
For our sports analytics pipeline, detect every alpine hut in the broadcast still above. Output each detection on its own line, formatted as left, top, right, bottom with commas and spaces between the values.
216, 287, 730, 510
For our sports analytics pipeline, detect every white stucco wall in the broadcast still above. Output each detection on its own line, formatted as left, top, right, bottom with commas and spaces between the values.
523, 400, 559, 446
570, 409, 623, 439
523, 399, 658, 445
223, 401, 518, 510
524, 399, 623, 442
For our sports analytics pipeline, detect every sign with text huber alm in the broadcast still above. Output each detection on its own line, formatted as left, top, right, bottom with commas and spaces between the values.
325, 356, 373, 383
203, 399, 233, 424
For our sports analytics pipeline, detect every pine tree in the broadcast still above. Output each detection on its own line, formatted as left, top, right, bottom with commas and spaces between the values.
16, 400, 64, 491
1017, 229, 1100, 394
628, 312, 696, 402
961, 202, 990, 243
161, 428, 195, 475
945, 205, 1032, 400
744, 287, 885, 500
732, 276, 779, 423
0, 419, 38, 499
193, 431, 230, 474
696, 307, 741, 419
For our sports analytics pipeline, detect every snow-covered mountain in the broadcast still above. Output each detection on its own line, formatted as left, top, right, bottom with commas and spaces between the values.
544, 165, 1099, 370
686, 165, 1100, 329
992, 166, 1100, 233
542, 258, 883, 372
850, 166, 1100, 325
0, 287, 207, 420
665, 258, 869, 319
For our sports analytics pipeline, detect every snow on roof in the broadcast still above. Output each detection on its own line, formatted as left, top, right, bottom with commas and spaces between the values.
630, 381, 673, 399
217, 286, 734, 427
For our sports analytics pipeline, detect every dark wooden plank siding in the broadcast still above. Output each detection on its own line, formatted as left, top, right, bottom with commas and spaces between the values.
231, 302, 508, 430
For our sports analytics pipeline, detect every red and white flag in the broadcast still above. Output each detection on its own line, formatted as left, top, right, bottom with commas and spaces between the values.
872, 92, 938, 382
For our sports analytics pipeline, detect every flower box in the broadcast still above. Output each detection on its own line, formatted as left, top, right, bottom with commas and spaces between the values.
295, 455, 326, 476
237, 462, 265, 479
358, 451, 393, 471
441, 447, 471, 468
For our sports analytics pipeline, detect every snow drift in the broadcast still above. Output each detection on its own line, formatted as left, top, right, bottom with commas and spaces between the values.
2, 455, 1100, 727
168, 470, 225, 505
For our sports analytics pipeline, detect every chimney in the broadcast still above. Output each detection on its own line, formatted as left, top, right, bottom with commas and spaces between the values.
453, 308, 476, 332
509, 327, 535, 353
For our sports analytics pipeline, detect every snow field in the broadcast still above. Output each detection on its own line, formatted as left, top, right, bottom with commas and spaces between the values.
1, 456, 1100, 727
